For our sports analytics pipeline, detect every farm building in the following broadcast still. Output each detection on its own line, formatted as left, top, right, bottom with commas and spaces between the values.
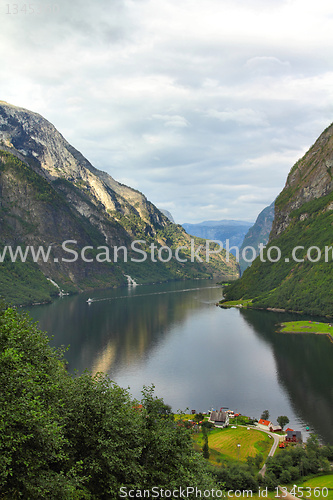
209, 410, 229, 427
258, 419, 272, 431
285, 429, 302, 443
257, 419, 282, 432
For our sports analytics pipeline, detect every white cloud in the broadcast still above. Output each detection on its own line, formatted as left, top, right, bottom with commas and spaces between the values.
245, 56, 291, 74
152, 114, 190, 128
1, 0, 333, 223
207, 108, 268, 126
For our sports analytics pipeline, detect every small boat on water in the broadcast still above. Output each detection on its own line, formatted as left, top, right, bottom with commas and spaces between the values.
87, 298, 93, 304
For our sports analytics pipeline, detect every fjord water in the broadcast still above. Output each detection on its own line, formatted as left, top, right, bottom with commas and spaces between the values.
27, 280, 333, 444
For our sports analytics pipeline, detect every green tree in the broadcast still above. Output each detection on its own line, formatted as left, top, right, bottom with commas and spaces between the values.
0, 306, 77, 498
0, 306, 219, 497
246, 453, 263, 472
277, 415, 289, 430
202, 428, 210, 459
201, 420, 214, 430
63, 372, 143, 498
306, 433, 320, 454
213, 463, 259, 492
261, 471, 279, 490
139, 386, 216, 491
261, 410, 270, 420
194, 412, 204, 423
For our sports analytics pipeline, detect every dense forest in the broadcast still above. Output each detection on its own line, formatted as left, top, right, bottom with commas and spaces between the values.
0, 304, 217, 498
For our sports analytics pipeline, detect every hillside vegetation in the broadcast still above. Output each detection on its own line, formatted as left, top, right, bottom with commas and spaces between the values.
0, 149, 237, 306
224, 123, 333, 317
0, 304, 217, 498
0, 101, 238, 305
224, 191, 333, 316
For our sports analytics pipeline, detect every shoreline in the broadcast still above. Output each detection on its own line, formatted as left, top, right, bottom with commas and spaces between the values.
277, 321, 333, 343
219, 300, 333, 319
20, 276, 225, 309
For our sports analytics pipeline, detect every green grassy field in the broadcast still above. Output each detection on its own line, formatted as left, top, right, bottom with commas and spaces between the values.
298, 474, 333, 500
279, 475, 333, 500
193, 426, 271, 464
300, 475, 333, 489
279, 321, 333, 340
219, 299, 253, 308
250, 476, 333, 500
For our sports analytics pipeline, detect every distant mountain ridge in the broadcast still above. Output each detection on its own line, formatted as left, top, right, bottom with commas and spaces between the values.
183, 219, 252, 227
0, 101, 238, 305
239, 202, 275, 274
224, 123, 333, 317
182, 220, 253, 257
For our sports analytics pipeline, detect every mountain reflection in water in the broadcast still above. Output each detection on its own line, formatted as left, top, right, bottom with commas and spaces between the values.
26, 280, 333, 444
240, 308, 333, 444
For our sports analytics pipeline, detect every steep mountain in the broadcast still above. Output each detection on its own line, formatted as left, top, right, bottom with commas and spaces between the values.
224, 123, 333, 317
239, 201, 275, 274
0, 101, 238, 305
159, 209, 175, 223
182, 220, 253, 255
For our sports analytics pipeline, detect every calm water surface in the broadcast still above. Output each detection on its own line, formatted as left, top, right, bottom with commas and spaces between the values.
26, 280, 333, 444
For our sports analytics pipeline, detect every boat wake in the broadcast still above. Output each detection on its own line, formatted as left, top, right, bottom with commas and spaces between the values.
87, 285, 221, 304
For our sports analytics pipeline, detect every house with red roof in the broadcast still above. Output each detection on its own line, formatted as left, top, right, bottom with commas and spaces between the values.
258, 419, 272, 430
285, 428, 303, 443
258, 419, 282, 432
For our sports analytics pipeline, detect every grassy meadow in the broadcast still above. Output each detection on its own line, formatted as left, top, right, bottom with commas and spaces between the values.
193, 426, 271, 465
279, 321, 333, 340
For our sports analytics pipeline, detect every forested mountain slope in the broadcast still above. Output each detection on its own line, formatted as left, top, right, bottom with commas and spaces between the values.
224, 124, 333, 317
0, 101, 238, 305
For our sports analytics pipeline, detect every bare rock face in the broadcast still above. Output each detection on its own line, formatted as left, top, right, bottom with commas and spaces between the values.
239, 201, 275, 273
0, 100, 165, 229
270, 123, 333, 240
0, 101, 238, 304
224, 121, 333, 317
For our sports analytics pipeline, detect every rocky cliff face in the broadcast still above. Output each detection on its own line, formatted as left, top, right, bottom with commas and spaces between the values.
224, 122, 333, 317
159, 209, 175, 223
0, 101, 238, 305
239, 201, 274, 274
270, 123, 333, 240
0, 101, 166, 232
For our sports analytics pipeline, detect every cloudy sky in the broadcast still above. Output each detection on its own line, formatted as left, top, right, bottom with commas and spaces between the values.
1, 0, 333, 223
